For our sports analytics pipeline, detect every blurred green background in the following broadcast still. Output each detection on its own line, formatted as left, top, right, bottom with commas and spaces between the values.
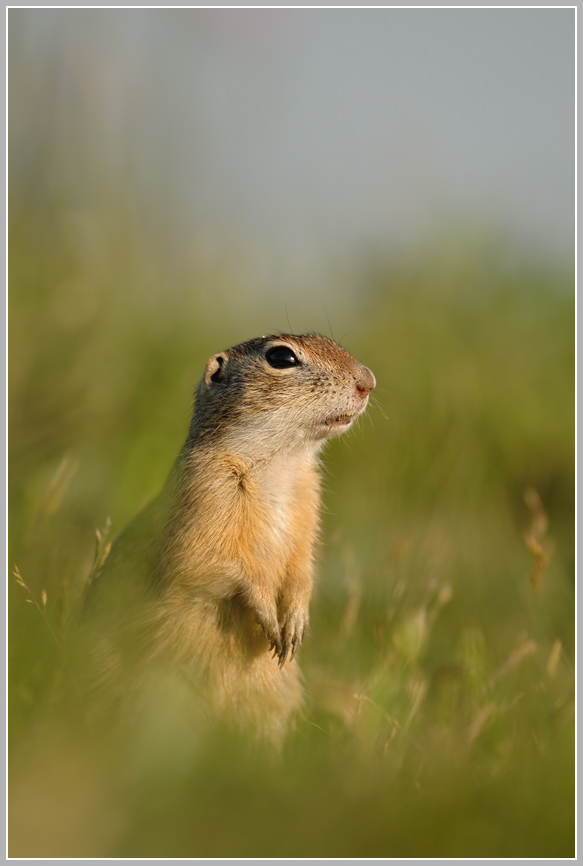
9, 8, 574, 859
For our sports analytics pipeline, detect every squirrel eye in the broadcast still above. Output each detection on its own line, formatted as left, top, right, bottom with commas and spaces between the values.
265, 346, 299, 369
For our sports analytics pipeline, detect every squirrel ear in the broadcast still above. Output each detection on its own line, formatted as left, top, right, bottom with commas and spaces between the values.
204, 352, 228, 385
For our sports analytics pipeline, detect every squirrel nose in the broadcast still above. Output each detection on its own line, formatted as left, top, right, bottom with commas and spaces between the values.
355, 366, 376, 397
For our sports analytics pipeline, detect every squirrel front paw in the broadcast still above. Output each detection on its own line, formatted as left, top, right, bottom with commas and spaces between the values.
277, 604, 309, 667
246, 588, 309, 667
252, 603, 282, 659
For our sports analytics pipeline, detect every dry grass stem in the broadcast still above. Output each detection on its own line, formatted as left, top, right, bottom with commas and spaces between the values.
523, 487, 553, 593
86, 517, 113, 589
546, 639, 562, 680
490, 639, 537, 685
13, 565, 85, 709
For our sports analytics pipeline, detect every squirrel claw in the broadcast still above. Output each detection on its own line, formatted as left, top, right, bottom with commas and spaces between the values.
278, 642, 289, 668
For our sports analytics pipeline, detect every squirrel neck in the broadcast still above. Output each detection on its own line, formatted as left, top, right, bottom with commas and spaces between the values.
186, 417, 325, 470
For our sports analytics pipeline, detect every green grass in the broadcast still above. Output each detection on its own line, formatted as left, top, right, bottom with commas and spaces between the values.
8, 210, 574, 857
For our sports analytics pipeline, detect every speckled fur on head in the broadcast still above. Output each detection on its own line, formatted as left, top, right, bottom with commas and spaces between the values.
190, 333, 376, 456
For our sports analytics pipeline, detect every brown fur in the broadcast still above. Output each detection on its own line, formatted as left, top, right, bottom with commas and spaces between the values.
85, 334, 375, 744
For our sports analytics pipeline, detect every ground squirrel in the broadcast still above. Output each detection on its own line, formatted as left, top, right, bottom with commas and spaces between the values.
86, 333, 375, 744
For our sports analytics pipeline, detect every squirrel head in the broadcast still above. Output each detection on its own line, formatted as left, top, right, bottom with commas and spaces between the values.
190, 334, 375, 457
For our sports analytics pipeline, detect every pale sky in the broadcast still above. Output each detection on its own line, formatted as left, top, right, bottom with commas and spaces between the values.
10, 8, 575, 284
